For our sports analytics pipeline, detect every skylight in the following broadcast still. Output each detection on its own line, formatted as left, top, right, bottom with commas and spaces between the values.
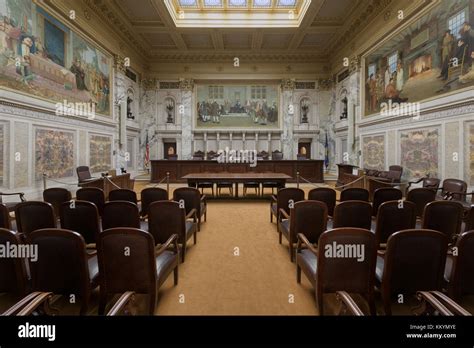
166, 0, 311, 28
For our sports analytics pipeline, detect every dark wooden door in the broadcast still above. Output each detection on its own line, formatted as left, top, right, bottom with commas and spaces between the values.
298, 142, 311, 159
164, 142, 177, 160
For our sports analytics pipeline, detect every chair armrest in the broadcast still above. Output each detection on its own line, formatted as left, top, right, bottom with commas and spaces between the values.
446, 191, 473, 198
200, 195, 207, 203
106, 291, 136, 316
279, 208, 290, 220
0, 192, 26, 201
377, 249, 386, 257
2, 292, 46, 316
415, 291, 453, 316
407, 177, 425, 189
271, 195, 277, 203
186, 208, 197, 222
336, 291, 365, 316
155, 234, 179, 256
297, 233, 318, 255
431, 291, 472, 316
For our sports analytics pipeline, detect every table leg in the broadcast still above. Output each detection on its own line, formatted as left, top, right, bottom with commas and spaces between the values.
235, 182, 239, 199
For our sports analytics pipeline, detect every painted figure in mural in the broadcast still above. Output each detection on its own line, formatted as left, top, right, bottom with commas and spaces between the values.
441, 30, 455, 67
396, 61, 404, 92
70, 59, 88, 91
384, 66, 391, 90
376, 72, 385, 108
460, 21, 473, 66
16, 35, 34, 85
439, 38, 467, 81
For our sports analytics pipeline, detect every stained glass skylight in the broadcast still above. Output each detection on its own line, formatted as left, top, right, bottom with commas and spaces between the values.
167, 0, 311, 28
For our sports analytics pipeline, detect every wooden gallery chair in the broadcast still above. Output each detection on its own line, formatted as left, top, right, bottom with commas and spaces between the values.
76, 187, 106, 217
108, 189, 138, 205
148, 201, 197, 262
140, 187, 168, 218
102, 201, 140, 231
308, 188, 336, 218
375, 229, 448, 315
332, 201, 372, 230
59, 201, 101, 247
173, 187, 207, 231
375, 201, 416, 249
43, 188, 72, 218
422, 201, 464, 242
340, 188, 369, 202
279, 201, 328, 262
97, 228, 179, 315
0, 203, 11, 229
28, 228, 99, 315
437, 178, 467, 201
406, 188, 436, 219
372, 188, 403, 217
270, 188, 304, 224
296, 228, 377, 315
15, 201, 56, 236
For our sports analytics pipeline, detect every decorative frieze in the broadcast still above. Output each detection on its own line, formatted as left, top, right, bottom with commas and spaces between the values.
280, 79, 296, 91
179, 78, 194, 91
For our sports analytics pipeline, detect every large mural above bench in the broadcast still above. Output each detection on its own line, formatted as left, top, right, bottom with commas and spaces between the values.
0, 0, 112, 116
364, 0, 474, 116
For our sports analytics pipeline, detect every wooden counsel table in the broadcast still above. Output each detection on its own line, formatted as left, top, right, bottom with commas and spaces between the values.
182, 172, 292, 198
78, 173, 133, 199
151, 160, 324, 183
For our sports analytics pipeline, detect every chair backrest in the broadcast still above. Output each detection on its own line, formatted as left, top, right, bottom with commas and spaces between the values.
148, 201, 186, 245
277, 188, 305, 216
308, 188, 336, 217
59, 201, 101, 245
372, 188, 403, 216
448, 231, 474, 300
318, 228, 376, 294
423, 178, 440, 190
15, 201, 56, 235
442, 179, 467, 201
340, 188, 369, 202
290, 201, 328, 245
422, 201, 464, 240
43, 188, 72, 217
406, 188, 436, 218
140, 187, 168, 217
172, 187, 202, 216
108, 189, 138, 205
382, 229, 448, 296
28, 228, 90, 298
76, 187, 105, 216
333, 201, 372, 230
0, 203, 11, 229
102, 201, 140, 230
0, 228, 28, 295
465, 207, 474, 232
98, 228, 156, 296
76, 166, 92, 182
272, 151, 283, 160
387, 165, 403, 183
375, 201, 416, 246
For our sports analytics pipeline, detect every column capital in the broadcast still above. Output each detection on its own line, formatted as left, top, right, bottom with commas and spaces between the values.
280, 79, 296, 91
179, 78, 194, 91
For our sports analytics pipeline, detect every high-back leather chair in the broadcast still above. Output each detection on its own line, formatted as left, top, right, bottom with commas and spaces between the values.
270, 188, 304, 223
340, 188, 369, 202
272, 150, 283, 160
140, 187, 168, 217
102, 201, 140, 230
445, 231, 474, 301
59, 201, 101, 245
108, 189, 138, 205
97, 228, 179, 315
76, 166, 92, 183
76, 187, 105, 217
406, 188, 436, 219
0, 228, 28, 297
15, 201, 56, 235
375, 201, 416, 247
308, 188, 336, 217
278, 201, 328, 262
440, 179, 467, 201
372, 188, 403, 216
333, 201, 372, 230
422, 201, 463, 241
43, 188, 72, 218
0, 203, 11, 229
173, 187, 207, 231
28, 228, 99, 315
296, 228, 377, 315
376, 229, 448, 315
148, 201, 197, 262
387, 165, 403, 183
423, 178, 441, 190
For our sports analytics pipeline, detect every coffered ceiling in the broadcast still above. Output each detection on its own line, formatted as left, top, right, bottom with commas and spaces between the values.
81, 0, 393, 64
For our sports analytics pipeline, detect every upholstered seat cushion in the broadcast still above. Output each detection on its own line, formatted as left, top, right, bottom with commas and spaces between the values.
200, 202, 206, 215
296, 249, 317, 283
156, 251, 178, 287
185, 221, 195, 240
271, 203, 277, 215
88, 255, 100, 285
280, 219, 290, 238
444, 254, 453, 283
375, 255, 385, 283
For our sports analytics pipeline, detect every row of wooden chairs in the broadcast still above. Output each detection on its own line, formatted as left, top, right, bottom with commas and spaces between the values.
295, 228, 474, 315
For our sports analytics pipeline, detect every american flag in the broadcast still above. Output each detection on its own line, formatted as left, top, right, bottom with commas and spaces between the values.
144, 134, 150, 169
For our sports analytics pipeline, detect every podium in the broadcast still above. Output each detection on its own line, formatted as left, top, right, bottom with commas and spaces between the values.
79, 173, 134, 199
336, 164, 361, 188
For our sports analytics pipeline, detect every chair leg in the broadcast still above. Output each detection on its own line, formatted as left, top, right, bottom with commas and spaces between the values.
149, 292, 156, 315
270, 210, 273, 222
99, 292, 107, 315
80, 297, 89, 316
181, 244, 186, 262
279, 230, 282, 244
317, 292, 324, 315
204, 210, 207, 222
296, 264, 301, 283
382, 294, 392, 316
211, 186, 214, 197
289, 244, 294, 262
174, 264, 179, 285
193, 229, 197, 244
198, 216, 201, 231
